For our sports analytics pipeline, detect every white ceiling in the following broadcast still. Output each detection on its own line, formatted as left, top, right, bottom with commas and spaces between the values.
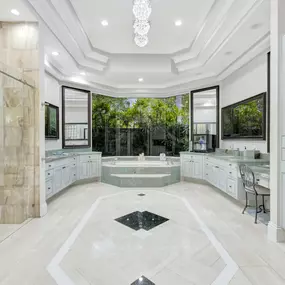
0, 0, 35, 21
70, 0, 215, 54
1, 0, 270, 97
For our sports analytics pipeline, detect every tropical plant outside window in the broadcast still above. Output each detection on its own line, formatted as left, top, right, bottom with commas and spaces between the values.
92, 94, 190, 156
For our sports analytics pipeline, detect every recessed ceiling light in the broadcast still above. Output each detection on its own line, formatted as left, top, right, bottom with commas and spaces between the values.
251, 23, 262, 30
52, 51, 60, 56
80, 72, 86, 76
138, 78, 144, 82
11, 9, 20, 16
101, 20, 109, 27
225, 51, 232, 56
175, 20, 182, 27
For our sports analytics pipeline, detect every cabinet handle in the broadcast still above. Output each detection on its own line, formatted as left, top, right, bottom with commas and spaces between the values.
229, 164, 232, 166
48, 173, 50, 175
229, 186, 232, 188
49, 165, 51, 167
48, 187, 51, 190
229, 172, 232, 174
215, 166, 219, 168
206, 163, 208, 166
62, 166, 66, 169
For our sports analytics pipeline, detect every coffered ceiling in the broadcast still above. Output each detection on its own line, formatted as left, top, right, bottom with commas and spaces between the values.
4, 0, 270, 97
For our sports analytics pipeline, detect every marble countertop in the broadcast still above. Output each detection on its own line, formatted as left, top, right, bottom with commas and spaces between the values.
45, 152, 101, 162
180, 151, 269, 164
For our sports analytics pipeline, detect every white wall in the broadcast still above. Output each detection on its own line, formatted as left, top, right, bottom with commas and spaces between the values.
44, 72, 62, 150
220, 53, 268, 153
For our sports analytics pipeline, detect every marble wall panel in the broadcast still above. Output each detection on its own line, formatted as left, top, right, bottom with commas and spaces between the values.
0, 22, 39, 224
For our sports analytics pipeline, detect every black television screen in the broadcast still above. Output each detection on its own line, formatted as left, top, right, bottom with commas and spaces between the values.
222, 93, 266, 140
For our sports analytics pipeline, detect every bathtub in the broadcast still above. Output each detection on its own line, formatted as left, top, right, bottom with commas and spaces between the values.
101, 156, 180, 187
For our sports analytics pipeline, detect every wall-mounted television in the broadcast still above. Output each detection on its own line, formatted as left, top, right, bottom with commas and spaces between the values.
222, 93, 266, 140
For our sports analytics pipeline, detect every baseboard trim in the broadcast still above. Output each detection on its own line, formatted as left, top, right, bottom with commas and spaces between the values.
267, 221, 285, 242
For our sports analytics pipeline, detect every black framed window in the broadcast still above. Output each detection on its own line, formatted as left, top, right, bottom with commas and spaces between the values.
45, 102, 59, 139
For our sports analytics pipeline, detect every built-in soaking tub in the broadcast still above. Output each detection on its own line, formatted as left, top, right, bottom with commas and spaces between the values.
102, 156, 180, 187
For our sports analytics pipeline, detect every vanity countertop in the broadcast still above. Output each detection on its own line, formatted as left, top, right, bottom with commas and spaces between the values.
180, 152, 269, 164
45, 152, 101, 163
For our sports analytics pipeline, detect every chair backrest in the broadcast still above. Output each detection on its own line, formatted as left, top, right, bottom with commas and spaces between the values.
239, 164, 257, 194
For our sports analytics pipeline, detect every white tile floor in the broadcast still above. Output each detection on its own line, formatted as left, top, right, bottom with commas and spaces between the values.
0, 182, 285, 285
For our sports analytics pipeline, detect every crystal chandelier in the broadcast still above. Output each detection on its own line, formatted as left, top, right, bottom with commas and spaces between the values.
133, 0, 151, 47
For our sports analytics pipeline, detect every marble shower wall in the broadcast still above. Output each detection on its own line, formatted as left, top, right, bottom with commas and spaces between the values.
0, 22, 40, 224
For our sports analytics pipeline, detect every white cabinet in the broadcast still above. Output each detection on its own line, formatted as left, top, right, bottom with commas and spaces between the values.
46, 179, 53, 199
53, 166, 63, 193
218, 167, 227, 192
227, 178, 237, 198
62, 165, 71, 189
181, 154, 203, 179
79, 160, 101, 180
193, 160, 203, 179
80, 162, 90, 179
45, 152, 102, 200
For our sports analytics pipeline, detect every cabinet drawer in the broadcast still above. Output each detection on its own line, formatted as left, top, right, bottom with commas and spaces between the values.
46, 179, 53, 198
80, 154, 99, 162
45, 169, 54, 180
227, 178, 237, 199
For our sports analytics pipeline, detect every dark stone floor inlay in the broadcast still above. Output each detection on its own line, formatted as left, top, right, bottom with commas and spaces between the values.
138, 193, 146, 196
131, 276, 155, 285
115, 211, 168, 231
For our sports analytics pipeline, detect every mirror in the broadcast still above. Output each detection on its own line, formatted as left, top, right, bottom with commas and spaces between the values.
45, 102, 59, 139
191, 86, 219, 152
62, 86, 91, 148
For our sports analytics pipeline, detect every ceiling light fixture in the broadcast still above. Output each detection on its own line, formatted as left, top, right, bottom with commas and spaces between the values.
101, 20, 109, 27
11, 9, 20, 16
138, 78, 144, 82
225, 51, 232, 56
133, 0, 152, 47
80, 72, 86, 76
175, 20, 182, 26
52, 51, 60, 56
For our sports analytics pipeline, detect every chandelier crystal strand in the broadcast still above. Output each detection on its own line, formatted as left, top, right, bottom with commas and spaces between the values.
133, 0, 151, 47
134, 34, 149, 47
133, 0, 152, 20
133, 19, 150, 35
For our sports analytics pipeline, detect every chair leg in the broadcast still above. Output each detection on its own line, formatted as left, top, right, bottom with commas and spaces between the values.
255, 194, 258, 224
262, 195, 266, 213
242, 192, 248, 214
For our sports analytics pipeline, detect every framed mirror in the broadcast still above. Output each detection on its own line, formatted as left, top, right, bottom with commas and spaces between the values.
191, 86, 219, 152
45, 102, 59, 139
62, 86, 91, 148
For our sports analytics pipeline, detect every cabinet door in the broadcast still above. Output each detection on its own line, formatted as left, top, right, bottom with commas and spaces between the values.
90, 160, 99, 177
218, 168, 227, 192
183, 160, 192, 178
211, 166, 219, 187
80, 161, 90, 179
193, 160, 203, 179
62, 165, 71, 188
53, 167, 63, 193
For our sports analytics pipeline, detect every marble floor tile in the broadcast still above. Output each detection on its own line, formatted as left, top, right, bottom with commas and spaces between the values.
0, 182, 285, 285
